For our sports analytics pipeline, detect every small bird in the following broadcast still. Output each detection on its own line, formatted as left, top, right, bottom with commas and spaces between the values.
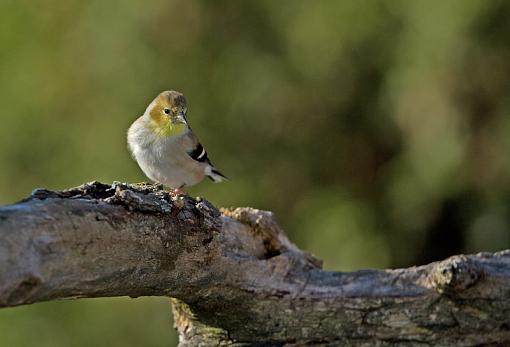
127, 90, 227, 195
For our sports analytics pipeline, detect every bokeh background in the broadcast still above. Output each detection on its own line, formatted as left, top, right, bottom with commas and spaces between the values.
1, 0, 510, 346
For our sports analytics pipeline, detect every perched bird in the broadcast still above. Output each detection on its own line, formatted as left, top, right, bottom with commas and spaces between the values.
127, 90, 227, 194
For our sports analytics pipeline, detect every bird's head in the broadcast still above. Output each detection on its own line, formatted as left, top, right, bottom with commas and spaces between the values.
146, 90, 189, 137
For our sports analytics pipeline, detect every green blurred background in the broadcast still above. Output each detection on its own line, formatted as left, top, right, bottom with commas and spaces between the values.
1, 0, 510, 345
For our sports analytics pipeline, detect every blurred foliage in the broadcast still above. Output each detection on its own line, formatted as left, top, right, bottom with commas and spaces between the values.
0, 298, 176, 346
1, 0, 510, 346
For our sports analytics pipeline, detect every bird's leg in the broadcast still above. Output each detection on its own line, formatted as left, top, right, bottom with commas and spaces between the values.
169, 186, 186, 197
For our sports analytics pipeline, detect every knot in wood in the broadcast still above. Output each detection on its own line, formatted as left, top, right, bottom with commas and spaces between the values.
221, 207, 285, 258
428, 255, 483, 294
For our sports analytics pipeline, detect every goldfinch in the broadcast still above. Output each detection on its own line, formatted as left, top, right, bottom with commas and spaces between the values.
127, 90, 227, 194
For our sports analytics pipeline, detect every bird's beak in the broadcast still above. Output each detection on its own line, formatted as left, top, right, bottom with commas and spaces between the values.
173, 113, 187, 124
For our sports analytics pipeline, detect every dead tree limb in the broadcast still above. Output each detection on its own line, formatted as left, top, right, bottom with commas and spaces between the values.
0, 182, 509, 346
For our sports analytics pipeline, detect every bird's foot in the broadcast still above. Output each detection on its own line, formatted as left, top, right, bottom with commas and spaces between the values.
169, 188, 186, 210
169, 187, 186, 197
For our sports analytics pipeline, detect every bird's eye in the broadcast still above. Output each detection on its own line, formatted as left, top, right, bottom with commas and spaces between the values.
164, 108, 170, 115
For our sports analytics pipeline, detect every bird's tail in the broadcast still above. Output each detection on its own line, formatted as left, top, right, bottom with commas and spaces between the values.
206, 166, 228, 183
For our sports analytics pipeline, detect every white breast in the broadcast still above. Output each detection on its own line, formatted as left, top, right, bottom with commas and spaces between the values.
128, 117, 206, 188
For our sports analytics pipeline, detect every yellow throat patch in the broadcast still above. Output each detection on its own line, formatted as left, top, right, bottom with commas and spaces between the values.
149, 111, 186, 137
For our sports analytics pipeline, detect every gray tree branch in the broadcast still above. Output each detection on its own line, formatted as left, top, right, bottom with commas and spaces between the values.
0, 182, 509, 346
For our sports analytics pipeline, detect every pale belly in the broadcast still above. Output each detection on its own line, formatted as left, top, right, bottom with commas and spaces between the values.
131, 142, 205, 188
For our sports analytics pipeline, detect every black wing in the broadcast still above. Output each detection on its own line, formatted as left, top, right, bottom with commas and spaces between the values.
188, 143, 228, 182
187, 143, 210, 164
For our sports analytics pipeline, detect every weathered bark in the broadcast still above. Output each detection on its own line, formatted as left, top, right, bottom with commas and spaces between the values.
0, 182, 509, 346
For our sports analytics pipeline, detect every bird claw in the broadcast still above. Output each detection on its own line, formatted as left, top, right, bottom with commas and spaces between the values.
169, 188, 186, 210
169, 187, 186, 197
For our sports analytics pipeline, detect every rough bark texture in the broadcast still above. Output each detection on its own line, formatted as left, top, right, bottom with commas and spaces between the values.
0, 182, 509, 346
